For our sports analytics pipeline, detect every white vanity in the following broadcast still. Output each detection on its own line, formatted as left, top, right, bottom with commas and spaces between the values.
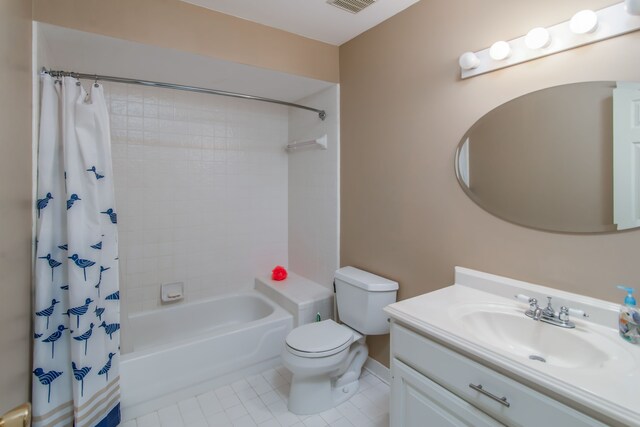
384, 268, 640, 427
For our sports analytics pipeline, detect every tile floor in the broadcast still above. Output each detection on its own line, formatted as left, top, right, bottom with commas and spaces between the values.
122, 366, 390, 427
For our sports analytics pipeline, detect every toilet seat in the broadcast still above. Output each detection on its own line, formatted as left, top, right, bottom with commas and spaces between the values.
286, 320, 354, 358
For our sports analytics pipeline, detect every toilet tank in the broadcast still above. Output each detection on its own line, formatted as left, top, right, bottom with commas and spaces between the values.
334, 267, 398, 335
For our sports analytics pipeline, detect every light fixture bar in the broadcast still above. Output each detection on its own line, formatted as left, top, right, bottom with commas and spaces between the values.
461, 2, 640, 79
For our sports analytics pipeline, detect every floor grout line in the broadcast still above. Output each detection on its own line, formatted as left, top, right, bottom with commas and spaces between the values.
128, 366, 389, 427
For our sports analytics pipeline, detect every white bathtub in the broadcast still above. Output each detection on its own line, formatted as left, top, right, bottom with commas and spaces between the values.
120, 291, 292, 413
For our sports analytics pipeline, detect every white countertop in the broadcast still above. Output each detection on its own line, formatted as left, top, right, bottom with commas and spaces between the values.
384, 267, 640, 427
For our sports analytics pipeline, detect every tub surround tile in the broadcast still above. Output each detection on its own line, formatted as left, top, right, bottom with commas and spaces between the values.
107, 82, 289, 326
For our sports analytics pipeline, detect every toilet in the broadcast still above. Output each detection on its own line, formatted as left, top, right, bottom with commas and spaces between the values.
282, 267, 398, 415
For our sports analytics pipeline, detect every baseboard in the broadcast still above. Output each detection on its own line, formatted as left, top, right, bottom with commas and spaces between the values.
363, 357, 390, 384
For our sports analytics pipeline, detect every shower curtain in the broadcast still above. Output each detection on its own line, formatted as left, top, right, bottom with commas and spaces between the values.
33, 75, 121, 427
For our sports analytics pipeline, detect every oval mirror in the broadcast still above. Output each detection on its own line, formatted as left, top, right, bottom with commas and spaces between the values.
455, 81, 640, 233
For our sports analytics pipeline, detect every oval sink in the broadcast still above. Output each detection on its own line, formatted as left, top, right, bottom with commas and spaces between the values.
456, 306, 610, 369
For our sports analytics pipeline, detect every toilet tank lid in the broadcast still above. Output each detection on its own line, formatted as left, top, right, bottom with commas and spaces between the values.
334, 267, 398, 292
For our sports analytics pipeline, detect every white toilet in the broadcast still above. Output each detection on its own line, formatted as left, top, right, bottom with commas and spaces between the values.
282, 266, 398, 415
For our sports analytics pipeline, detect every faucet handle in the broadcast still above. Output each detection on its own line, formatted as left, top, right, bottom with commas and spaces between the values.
558, 306, 570, 322
542, 296, 556, 317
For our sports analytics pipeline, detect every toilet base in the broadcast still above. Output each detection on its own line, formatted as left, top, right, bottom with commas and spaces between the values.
286, 342, 368, 415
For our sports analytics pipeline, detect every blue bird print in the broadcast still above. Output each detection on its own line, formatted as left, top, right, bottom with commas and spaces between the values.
94, 306, 105, 321
68, 254, 95, 281
36, 193, 53, 218
100, 208, 117, 224
66, 194, 81, 210
99, 321, 120, 340
34, 332, 43, 339
38, 254, 62, 282
42, 325, 68, 358
72, 362, 92, 397
35, 299, 60, 329
105, 291, 119, 301
98, 352, 116, 382
33, 368, 63, 403
58, 243, 68, 251
95, 266, 110, 297
60, 284, 69, 290
64, 298, 93, 328
91, 241, 102, 250
86, 166, 105, 180
73, 323, 94, 355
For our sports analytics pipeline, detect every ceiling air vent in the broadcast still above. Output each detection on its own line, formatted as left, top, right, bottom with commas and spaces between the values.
327, 0, 377, 14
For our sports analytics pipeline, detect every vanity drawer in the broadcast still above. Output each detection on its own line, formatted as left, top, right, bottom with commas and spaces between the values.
391, 322, 606, 427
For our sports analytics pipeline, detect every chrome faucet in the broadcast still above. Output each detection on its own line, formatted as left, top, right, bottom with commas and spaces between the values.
515, 294, 588, 329
529, 298, 543, 321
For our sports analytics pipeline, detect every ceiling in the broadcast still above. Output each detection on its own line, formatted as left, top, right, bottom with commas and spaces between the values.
181, 0, 421, 45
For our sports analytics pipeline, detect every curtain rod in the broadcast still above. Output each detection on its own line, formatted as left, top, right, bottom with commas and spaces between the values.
41, 67, 326, 121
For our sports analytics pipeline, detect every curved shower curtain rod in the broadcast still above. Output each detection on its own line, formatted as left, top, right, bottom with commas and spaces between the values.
41, 67, 327, 121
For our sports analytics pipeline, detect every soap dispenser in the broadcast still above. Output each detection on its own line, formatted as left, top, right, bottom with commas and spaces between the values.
617, 286, 640, 345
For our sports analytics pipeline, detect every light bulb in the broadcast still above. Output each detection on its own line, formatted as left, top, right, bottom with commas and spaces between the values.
489, 41, 511, 61
569, 10, 598, 34
525, 27, 551, 49
625, 0, 640, 15
458, 52, 480, 70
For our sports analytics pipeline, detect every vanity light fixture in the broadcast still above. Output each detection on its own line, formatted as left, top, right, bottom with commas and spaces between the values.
524, 27, 551, 50
626, 0, 640, 15
489, 41, 511, 60
569, 10, 599, 34
459, 2, 640, 79
458, 52, 480, 70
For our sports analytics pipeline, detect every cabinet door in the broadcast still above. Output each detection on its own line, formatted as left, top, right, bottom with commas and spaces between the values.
391, 358, 503, 427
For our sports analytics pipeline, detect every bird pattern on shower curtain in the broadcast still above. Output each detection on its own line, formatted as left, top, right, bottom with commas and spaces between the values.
33, 75, 121, 427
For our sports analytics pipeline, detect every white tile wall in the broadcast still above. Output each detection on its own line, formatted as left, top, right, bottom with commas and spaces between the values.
288, 86, 340, 290
102, 82, 289, 323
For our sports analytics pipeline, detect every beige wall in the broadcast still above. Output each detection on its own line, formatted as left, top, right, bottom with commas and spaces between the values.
339, 0, 639, 366
0, 0, 32, 412
32, 0, 339, 83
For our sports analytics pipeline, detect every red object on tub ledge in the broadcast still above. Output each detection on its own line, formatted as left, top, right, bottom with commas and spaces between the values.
271, 266, 288, 281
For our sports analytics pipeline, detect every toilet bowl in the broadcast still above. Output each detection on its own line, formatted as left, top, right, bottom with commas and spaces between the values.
282, 319, 368, 415
281, 267, 398, 415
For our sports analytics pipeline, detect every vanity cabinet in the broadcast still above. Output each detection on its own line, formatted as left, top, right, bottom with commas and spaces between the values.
390, 321, 606, 427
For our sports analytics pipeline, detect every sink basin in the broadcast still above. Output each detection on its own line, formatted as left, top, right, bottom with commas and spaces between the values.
455, 304, 611, 369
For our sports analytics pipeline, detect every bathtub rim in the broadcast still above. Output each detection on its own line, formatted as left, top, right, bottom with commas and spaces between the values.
121, 289, 291, 359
